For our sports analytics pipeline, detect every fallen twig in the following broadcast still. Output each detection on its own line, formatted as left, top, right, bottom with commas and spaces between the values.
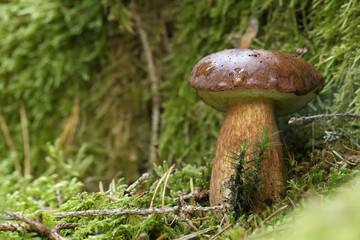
52, 205, 224, 218
131, 4, 161, 165
5, 211, 67, 240
209, 223, 232, 240
261, 205, 288, 225
177, 191, 187, 208
53, 223, 78, 233
288, 113, 360, 125
192, 216, 212, 222
0, 222, 77, 234
177, 191, 198, 231
173, 187, 209, 202
124, 172, 150, 195
0, 223, 29, 232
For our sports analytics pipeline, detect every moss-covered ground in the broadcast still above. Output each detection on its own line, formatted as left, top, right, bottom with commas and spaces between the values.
1, 0, 360, 239
1, 126, 359, 239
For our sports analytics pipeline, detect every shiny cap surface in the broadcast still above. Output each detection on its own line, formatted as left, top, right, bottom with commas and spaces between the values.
188, 49, 323, 115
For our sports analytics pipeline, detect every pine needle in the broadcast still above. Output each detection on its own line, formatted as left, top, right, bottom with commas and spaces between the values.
162, 165, 175, 208
150, 165, 175, 209
20, 104, 30, 176
0, 113, 22, 176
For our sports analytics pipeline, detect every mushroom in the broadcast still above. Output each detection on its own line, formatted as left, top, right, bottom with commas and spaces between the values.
188, 49, 323, 209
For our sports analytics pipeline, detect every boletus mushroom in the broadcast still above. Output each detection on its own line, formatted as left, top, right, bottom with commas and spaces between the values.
188, 49, 323, 209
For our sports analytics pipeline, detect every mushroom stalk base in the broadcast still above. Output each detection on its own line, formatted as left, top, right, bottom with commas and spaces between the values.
209, 98, 286, 210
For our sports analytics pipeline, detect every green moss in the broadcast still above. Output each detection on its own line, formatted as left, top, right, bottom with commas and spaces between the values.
0, 159, 83, 212
0, 0, 107, 175
1, 0, 360, 239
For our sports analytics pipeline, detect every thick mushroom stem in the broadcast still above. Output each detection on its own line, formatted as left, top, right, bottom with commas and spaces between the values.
209, 98, 286, 209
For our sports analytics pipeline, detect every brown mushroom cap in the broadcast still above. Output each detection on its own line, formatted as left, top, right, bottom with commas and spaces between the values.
188, 49, 323, 116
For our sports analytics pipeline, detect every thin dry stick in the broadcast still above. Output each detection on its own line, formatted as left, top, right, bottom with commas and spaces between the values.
54, 102, 79, 178
156, 233, 167, 240
6, 211, 67, 240
288, 113, 360, 125
52, 205, 224, 218
112, 179, 116, 191
341, 143, 360, 155
169, 215, 178, 227
174, 227, 213, 240
0, 222, 76, 234
154, 145, 162, 166
312, 121, 315, 152
64, 98, 79, 157
192, 216, 212, 222
125, 173, 150, 195
132, 5, 161, 165
173, 187, 209, 202
20, 104, 30, 176
182, 215, 198, 232
109, 179, 116, 194
288, 197, 296, 209
340, 128, 360, 149
177, 191, 188, 207
219, 216, 226, 227
150, 165, 175, 209
189, 178, 196, 205
56, 99, 79, 155
56, 189, 63, 207
150, 173, 167, 209
324, 159, 336, 167
162, 165, 175, 208
99, 181, 104, 193
0, 113, 22, 175
132, 191, 149, 203
253, 215, 259, 228
105, 195, 121, 201
177, 191, 198, 232
209, 223, 233, 240
0, 223, 29, 232
189, 178, 194, 193
261, 205, 288, 225
53, 223, 78, 233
